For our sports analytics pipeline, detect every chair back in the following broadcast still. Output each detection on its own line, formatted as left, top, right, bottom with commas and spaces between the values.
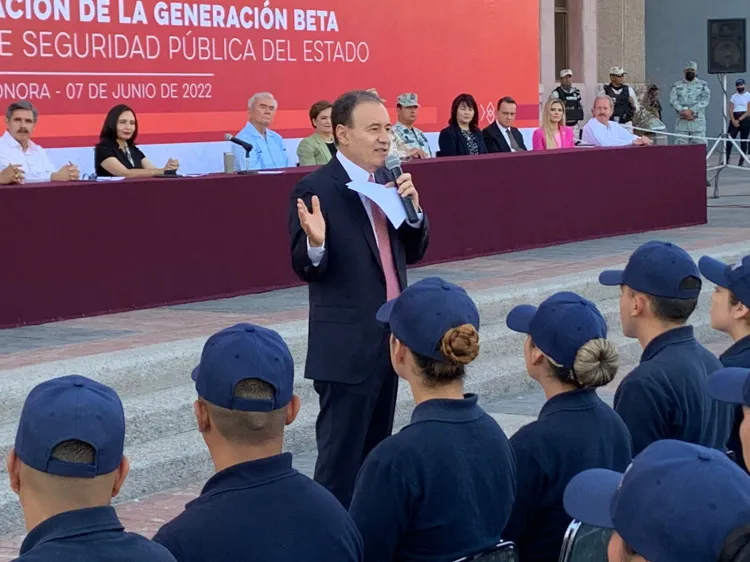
559, 519, 612, 562
453, 541, 518, 562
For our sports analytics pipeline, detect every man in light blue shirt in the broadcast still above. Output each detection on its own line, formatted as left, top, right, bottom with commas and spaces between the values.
233, 92, 288, 171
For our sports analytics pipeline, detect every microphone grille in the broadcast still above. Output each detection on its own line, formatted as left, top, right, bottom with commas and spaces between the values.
385, 154, 401, 171
224, 133, 233, 141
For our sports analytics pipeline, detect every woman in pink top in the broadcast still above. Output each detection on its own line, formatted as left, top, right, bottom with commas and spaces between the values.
532, 99, 575, 150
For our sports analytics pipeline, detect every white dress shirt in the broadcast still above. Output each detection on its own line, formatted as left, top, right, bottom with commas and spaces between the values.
306, 151, 423, 267
0, 130, 56, 182
581, 118, 638, 147
497, 122, 517, 152
730, 92, 750, 113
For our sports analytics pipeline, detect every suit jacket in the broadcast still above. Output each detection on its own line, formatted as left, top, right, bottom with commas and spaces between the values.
437, 125, 488, 157
296, 133, 334, 166
482, 123, 528, 153
531, 126, 576, 150
289, 157, 430, 384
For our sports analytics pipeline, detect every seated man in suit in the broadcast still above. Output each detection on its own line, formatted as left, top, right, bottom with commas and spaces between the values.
483, 96, 528, 153
288, 90, 430, 508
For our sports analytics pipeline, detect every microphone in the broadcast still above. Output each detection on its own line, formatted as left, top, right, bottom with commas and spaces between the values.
224, 133, 254, 153
385, 154, 419, 224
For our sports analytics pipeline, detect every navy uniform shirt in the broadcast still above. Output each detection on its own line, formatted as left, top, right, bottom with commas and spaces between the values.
348, 394, 516, 562
503, 389, 632, 562
614, 326, 734, 455
16, 506, 175, 561
719, 334, 750, 472
152, 453, 363, 562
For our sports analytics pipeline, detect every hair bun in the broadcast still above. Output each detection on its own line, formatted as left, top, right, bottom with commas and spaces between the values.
440, 325, 480, 365
572, 338, 619, 388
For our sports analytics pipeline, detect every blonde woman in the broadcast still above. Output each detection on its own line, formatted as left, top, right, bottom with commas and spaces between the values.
532, 99, 576, 150
502, 291, 632, 562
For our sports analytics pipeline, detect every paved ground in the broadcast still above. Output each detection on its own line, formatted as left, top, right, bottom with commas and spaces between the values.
0, 168, 747, 557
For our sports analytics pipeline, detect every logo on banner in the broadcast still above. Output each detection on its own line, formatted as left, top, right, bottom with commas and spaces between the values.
485, 102, 496, 123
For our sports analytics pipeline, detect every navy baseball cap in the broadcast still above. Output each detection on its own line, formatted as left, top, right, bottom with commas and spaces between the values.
14, 375, 125, 478
564, 440, 750, 562
699, 254, 750, 307
708, 367, 750, 406
376, 277, 480, 361
737, 78, 746, 86
192, 323, 294, 412
506, 292, 607, 370
599, 241, 701, 299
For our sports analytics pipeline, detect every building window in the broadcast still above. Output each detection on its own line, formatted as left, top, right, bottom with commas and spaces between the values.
555, 0, 569, 75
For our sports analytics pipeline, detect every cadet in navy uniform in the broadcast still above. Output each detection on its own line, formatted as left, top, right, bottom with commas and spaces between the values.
348, 277, 516, 562
699, 254, 750, 471
707, 367, 750, 469
7, 375, 176, 561
503, 292, 632, 562
599, 241, 733, 454
152, 324, 363, 562
564, 440, 750, 562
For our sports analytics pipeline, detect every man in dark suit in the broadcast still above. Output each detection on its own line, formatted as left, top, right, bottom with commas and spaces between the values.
483, 96, 528, 153
288, 90, 430, 508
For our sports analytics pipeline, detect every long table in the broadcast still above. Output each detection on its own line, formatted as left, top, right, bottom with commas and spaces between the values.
0, 145, 707, 328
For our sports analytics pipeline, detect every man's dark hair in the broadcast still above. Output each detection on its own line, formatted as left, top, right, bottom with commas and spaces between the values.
205, 378, 287, 445
497, 96, 517, 109
331, 90, 383, 145
52, 439, 96, 464
645, 276, 702, 323
448, 93, 480, 131
6, 100, 38, 122
719, 525, 750, 562
99, 104, 138, 146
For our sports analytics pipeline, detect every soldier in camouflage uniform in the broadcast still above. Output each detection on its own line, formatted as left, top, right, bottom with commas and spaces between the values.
669, 61, 711, 145
391, 93, 433, 159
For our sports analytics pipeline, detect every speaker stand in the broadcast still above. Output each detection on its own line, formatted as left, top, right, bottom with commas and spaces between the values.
706, 73, 750, 198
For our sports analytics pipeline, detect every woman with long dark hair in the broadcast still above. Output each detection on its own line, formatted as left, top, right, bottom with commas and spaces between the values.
437, 94, 487, 157
94, 104, 179, 177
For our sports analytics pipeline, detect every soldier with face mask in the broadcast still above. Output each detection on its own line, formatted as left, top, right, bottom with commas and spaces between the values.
669, 61, 711, 145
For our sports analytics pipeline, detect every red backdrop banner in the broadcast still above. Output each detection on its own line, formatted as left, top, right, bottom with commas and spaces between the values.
0, 0, 539, 146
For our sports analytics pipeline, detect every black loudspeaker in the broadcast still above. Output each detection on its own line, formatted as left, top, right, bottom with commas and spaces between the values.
707, 18, 746, 74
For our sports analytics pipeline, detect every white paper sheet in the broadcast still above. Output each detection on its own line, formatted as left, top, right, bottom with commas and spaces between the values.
346, 180, 406, 228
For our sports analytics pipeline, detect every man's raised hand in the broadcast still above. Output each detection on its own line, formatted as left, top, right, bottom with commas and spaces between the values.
297, 195, 326, 247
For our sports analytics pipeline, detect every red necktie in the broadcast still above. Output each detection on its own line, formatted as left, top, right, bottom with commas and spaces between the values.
368, 174, 400, 300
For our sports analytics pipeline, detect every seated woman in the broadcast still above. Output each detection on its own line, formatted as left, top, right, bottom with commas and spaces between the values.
296, 100, 335, 166
349, 277, 516, 562
94, 104, 179, 177
503, 291, 633, 562
532, 99, 575, 150
437, 93, 487, 157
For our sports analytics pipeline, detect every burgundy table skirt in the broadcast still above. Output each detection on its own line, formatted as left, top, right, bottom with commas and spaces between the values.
0, 144, 706, 327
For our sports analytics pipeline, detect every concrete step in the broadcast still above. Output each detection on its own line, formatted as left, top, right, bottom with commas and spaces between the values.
0, 290, 709, 456
0, 240, 744, 423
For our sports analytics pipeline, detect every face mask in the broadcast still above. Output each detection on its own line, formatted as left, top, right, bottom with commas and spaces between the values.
685, 71, 696, 81
739, 87, 746, 93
